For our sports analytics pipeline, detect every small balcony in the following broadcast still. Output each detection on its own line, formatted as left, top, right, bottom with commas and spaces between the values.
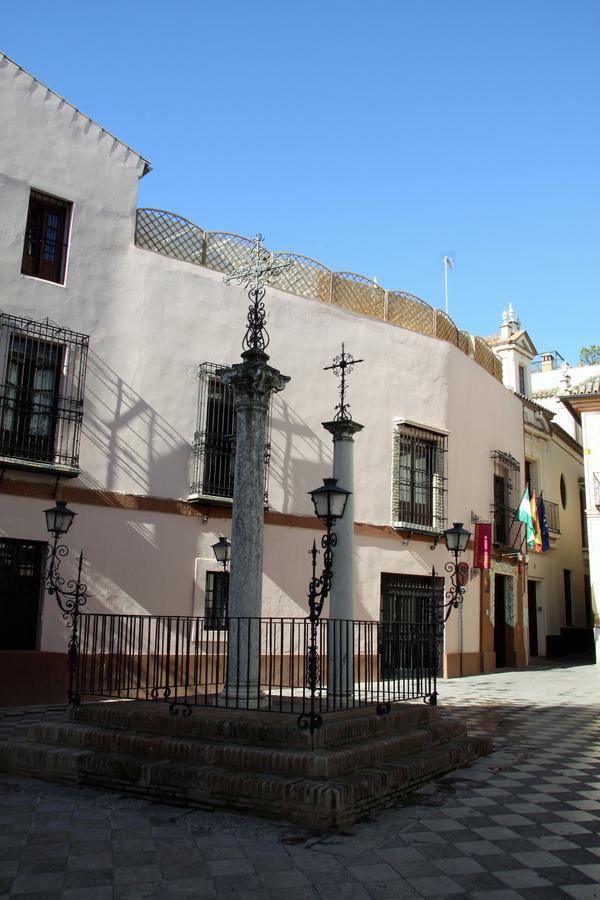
492, 503, 522, 551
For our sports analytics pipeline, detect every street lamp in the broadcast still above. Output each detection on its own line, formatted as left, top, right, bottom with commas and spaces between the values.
44, 500, 76, 539
442, 522, 472, 621
42, 501, 87, 705
299, 477, 351, 733
211, 536, 232, 571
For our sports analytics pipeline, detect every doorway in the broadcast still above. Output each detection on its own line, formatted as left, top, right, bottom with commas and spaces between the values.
528, 580, 538, 657
0, 539, 45, 650
494, 574, 506, 667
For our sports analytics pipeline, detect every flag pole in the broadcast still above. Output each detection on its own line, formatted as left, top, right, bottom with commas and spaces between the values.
444, 257, 449, 315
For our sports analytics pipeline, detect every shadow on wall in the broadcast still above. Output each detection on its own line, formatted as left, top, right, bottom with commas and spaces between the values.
82, 351, 192, 498
269, 395, 332, 515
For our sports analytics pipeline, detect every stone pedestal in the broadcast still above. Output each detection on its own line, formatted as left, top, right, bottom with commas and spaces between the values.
322, 419, 363, 701
221, 349, 289, 703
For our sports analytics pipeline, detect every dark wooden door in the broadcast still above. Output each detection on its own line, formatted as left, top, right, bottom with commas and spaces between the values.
494, 574, 506, 667
0, 539, 44, 650
528, 580, 538, 657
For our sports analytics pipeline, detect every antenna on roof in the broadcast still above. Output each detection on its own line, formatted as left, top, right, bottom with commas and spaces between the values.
441, 253, 455, 315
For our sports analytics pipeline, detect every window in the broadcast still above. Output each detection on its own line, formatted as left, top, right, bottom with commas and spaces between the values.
518, 365, 526, 395
0, 315, 89, 473
21, 190, 71, 284
189, 362, 271, 503
490, 449, 521, 548
204, 570, 229, 630
392, 423, 447, 531
379, 573, 443, 677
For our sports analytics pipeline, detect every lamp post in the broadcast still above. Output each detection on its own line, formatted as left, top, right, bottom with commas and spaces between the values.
42, 501, 88, 706
442, 521, 472, 622
299, 477, 351, 734
211, 536, 232, 572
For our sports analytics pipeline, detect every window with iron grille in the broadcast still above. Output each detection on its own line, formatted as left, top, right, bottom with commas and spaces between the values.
391, 423, 447, 531
379, 573, 443, 676
490, 450, 521, 548
204, 570, 229, 630
0, 315, 89, 474
189, 362, 271, 503
21, 190, 72, 285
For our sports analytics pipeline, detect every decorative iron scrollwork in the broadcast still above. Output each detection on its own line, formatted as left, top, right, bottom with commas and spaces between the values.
44, 538, 88, 707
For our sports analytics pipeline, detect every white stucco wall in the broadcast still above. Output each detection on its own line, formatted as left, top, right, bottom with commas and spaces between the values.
0, 55, 525, 663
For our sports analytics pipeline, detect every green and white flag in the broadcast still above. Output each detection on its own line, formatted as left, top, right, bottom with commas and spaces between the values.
517, 485, 535, 548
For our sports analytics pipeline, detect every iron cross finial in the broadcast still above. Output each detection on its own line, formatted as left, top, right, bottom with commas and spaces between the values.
324, 343, 364, 421
224, 234, 294, 353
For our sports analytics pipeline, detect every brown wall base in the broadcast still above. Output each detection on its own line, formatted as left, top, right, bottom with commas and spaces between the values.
444, 652, 490, 678
0, 652, 68, 707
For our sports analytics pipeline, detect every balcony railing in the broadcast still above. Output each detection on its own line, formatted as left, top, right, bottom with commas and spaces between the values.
135, 209, 503, 382
492, 503, 523, 550
594, 473, 600, 512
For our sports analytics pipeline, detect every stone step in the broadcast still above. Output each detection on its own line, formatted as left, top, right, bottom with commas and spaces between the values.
0, 732, 491, 830
27, 714, 467, 779
70, 699, 439, 748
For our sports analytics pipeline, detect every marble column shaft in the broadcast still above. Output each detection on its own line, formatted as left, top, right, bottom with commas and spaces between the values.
220, 349, 289, 701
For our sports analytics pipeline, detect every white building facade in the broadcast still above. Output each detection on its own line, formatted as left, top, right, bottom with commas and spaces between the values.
0, 53, 527, 703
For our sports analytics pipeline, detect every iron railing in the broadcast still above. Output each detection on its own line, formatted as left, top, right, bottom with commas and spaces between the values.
74, 613, 439, 719
134, 209, 502, 382
492, 503, 523, 550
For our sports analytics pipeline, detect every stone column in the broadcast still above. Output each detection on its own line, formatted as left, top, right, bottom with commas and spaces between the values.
220, 349, 289, 705
322, 418, 363, 703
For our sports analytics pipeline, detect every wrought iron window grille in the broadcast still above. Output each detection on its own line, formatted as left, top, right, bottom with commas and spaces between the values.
204, 570, 229, 631
0, 314, 89, 474
189, 362, 272, 504
391, 424, 447, 533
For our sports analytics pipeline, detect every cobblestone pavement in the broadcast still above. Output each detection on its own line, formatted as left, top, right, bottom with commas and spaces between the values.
0, 659, 598, 899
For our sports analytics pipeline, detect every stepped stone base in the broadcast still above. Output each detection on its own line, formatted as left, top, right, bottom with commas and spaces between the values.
0, 701, 492, 830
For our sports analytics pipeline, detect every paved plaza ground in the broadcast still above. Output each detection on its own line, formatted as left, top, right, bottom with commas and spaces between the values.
0, 658, 598, 899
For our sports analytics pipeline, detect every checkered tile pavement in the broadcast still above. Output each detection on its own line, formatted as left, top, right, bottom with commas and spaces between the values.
0, 659, 598, 898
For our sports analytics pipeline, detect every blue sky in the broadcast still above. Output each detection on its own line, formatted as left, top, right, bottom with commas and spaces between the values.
4, 0, 598, 364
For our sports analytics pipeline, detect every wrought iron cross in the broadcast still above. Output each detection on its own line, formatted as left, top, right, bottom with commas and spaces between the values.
224, 233, 294, 353
324, 343, 364, 421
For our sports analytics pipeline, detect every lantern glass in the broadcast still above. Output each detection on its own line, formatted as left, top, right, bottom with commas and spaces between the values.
211, 536, 231, 565
309, 477, 351, 522
444, 522, 471, 553
44, 501, 76, 537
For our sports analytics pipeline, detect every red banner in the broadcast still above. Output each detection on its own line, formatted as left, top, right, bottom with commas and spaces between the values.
473, 522, 492, 569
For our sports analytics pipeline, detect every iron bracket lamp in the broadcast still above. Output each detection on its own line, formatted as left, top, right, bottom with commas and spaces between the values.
43, 501, 88, 705
442, 521, 472, 622
298, 477, 351, 734
211, 536, 232, 571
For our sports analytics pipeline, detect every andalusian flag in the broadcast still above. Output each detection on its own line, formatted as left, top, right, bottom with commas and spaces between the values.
517, 485, 535, 548
531, 489, 543, 553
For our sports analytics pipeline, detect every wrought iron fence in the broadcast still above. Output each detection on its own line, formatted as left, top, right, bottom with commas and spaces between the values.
135, 209, 501, 382
74, 613, 439, 719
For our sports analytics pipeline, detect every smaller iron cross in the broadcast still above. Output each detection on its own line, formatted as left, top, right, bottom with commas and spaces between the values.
324, 343, 364, 421
224, 233, 293, 292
